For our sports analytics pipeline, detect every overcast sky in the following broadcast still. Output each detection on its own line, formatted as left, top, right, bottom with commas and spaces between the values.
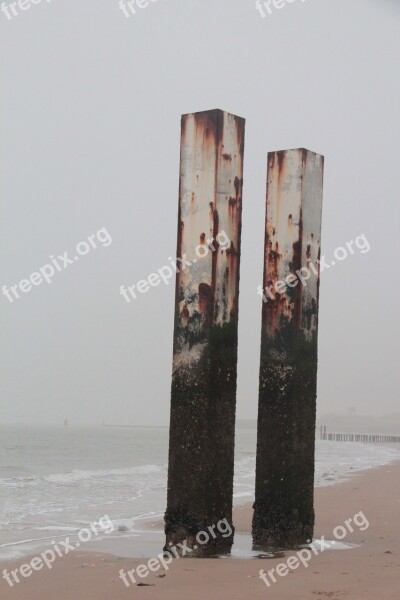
0, 0, 399, 426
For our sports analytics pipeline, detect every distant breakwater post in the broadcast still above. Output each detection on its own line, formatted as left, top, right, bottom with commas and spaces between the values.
165, 109, 245, 557
253, 149, 324, 549
320, 427, 400, 443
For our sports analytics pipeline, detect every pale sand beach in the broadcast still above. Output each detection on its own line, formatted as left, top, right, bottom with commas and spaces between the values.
1, 460, 399, 599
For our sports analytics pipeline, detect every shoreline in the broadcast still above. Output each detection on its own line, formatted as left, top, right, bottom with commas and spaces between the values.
2, 454, 399, 564
1, 460, 400, 598
2, 456, 400, 561
2, 439, 399, 563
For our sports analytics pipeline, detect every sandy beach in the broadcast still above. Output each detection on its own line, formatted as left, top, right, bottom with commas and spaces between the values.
1, 460, 399, 599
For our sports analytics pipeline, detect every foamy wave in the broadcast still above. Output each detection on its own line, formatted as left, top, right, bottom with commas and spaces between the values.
111, 512, 163, 532
34, 525, 81, 532
0, 464, 164, 488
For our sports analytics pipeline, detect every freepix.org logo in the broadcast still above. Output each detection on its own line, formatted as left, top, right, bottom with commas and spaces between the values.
119, 518, 233, 587
120, 230, 231, 304
3, 515, 115, 588
2, 228, 112, 304
257, 234, 371, 303
259, 511, 370, 588
1, 0, 52, 21
118, 0, 164, 19
255, 0, 307, 19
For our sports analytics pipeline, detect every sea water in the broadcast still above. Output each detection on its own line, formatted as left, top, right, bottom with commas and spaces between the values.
1, 425, 399, 560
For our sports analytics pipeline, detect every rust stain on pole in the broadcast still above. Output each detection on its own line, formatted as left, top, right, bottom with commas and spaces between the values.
253, 148, 324, 548
165, 109, 245, 556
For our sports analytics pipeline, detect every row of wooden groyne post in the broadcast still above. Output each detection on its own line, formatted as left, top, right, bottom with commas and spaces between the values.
320, 426, 400, 443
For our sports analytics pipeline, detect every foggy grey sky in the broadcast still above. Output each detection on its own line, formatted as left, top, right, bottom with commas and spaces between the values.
0, 0, 399, 426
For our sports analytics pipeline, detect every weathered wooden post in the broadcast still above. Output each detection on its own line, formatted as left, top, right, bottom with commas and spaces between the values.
253, 148, 324, 548
165, 109, 245, 556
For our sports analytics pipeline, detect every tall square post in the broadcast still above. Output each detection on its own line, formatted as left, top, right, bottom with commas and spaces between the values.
253, 149, 324, 548
165, 109, 245, 556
